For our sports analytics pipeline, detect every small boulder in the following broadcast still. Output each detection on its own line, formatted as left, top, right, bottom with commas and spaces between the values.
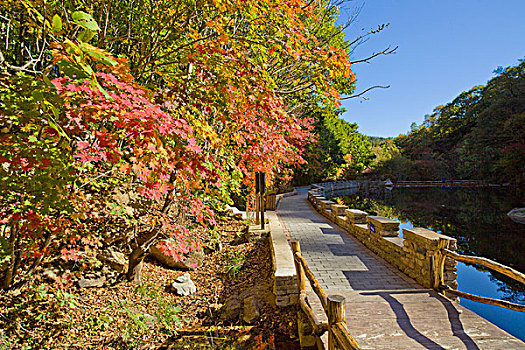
207, 303, 223, 319
78, 274, 106, 288
220, 297, 242, 320
150, 240, 204, 270
507, 208, 525, 224
242, 296, 260, 324
42, 268, 59, 282
203, 241, 222, 255
171, 273, 196, 296
97, 248, 127, 273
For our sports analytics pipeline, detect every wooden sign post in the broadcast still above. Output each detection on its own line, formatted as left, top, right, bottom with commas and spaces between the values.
255, 172, 266, 229
255, 173, 260, 225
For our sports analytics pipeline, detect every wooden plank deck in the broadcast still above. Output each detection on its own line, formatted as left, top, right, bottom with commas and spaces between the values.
277, 188, 525, 349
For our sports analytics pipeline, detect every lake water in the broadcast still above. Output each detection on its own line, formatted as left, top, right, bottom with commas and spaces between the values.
329, 186, 525, 340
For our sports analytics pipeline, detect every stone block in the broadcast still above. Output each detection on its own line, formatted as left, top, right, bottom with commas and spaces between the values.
276, 295, 290, 306
367, 216, 399, 237
445, 271, 457, 281
346, 209, 368, 224
267, 212, 297, 307
331, 204, 348, 216
402, 228, 456, 249
353, 223, 368, 235
320, 200, 335, 211
314, 197, 326, 207
297, 312, 316, 347
336, 216, 347, 227
445, 257, 457, 268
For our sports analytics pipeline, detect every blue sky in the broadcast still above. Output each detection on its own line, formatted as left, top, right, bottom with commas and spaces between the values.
338, 0, 525, 137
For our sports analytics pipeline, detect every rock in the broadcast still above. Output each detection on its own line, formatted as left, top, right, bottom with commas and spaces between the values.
97, 248, 127, 273
175, 273, 191, 283
226, 205, 247, 220
78, 274, 106, 288
507, 208, 525, 224
445, 257, 457, 268
150, 240, 204, 270
207, 303, 223, 319
233, 227, 250, 245
221, 297, 242, 320
242, 296, 259, 324
203, 241, 222, 255
297, 311, 316, 347
42, 268, 59, 282
171, 273, 196, 296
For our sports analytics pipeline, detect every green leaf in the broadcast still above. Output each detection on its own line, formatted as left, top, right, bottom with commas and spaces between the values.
93, 79, 112, 100
42, 100, 71, 141
83, 46, 117, 66
77, 29, 96, 43
78, 62, 94, 76
43, 74, 54, 88
52, 15, 62, 34
57, 60, 90, 80
71, 11, 100, 32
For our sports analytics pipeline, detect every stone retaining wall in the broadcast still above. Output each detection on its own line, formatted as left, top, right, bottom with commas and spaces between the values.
266, 211, 299, 306
274, 189, 298, 210
308, 190, 458, 290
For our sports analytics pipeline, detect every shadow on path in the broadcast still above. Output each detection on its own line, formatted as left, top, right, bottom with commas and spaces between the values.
360, 290, 480, 350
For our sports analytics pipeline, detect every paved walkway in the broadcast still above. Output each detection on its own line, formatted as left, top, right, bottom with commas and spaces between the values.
277, 188, 525, 349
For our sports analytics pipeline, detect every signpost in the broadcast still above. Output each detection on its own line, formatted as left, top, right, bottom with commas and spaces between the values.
255, 172, 266, 229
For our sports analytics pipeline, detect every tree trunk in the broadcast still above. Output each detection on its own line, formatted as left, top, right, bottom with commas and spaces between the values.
127, 249, 145, 285
126, 227, 159, 284
2, 225, 19, 290
126, 172, 177, 284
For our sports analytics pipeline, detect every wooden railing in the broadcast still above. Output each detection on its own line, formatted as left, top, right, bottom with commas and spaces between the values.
432, 237, 525, 312
291, 241, 361, 350
395, 180, 487, 187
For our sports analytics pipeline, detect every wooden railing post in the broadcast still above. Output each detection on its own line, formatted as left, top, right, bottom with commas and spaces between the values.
292, 241, 361, 349
327, 295, 346, 350
431, 237, 449, 292
291, 241, 305, 292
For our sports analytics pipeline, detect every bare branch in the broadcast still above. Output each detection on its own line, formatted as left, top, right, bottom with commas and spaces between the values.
351, 46, 397, 64
274, 82, 315, 95
340, 85, 390, 100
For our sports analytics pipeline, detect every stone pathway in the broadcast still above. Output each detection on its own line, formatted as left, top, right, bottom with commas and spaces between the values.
277, 188, 525, 349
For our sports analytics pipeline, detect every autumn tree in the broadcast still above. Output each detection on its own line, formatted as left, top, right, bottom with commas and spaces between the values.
1, 0, 362, 287
379, 59, 525, 184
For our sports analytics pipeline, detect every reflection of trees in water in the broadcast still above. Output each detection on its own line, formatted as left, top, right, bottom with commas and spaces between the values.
340, 187, 525, 273
473, 266, 525, 304
340, 187, 525, 303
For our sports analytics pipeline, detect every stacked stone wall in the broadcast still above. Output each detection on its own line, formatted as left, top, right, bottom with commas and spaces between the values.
308, 190, 458, 290
266, 212, 299, 306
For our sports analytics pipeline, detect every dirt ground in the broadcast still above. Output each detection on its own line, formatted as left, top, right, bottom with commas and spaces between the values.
0, 216, 300, 349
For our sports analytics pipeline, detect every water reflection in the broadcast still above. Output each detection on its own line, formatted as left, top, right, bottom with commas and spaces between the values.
329, 186, 525, 340
335, 187, 525, 272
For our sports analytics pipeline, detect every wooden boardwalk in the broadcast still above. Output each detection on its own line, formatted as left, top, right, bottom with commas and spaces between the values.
277, 188, 525, 349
